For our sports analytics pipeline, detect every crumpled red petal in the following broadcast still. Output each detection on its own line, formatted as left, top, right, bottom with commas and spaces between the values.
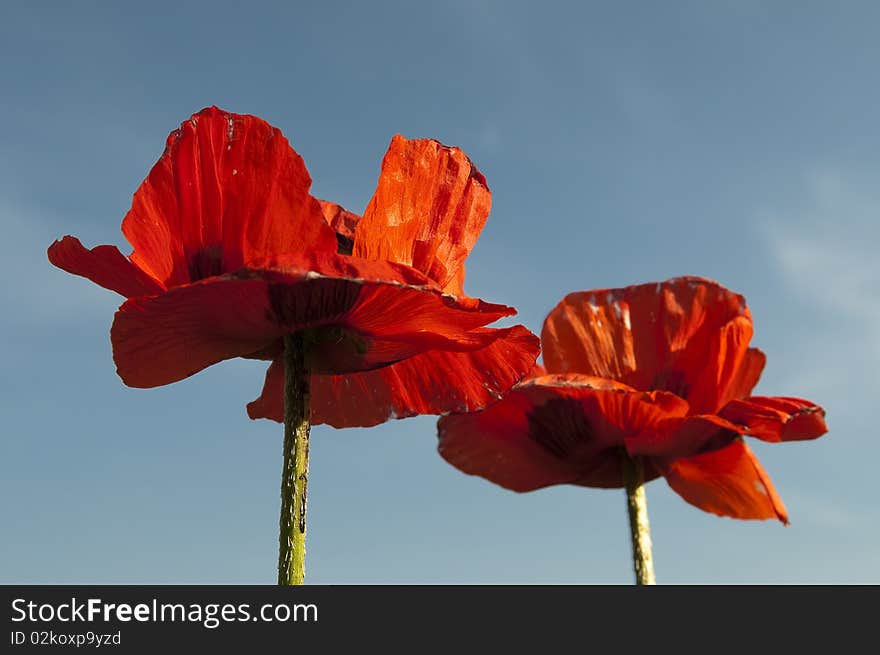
541, 277, 754, 413
121, 106, 337, 288
437, 375, 685, 491
352, 135, 491, 295
527, 362, 548, 377
111, 252, 516, 388
48, 236, 165, 298
247, 325, 540, 428
663, 439, 789, 523
719, 396, 828, 443
317, 199, 361, 255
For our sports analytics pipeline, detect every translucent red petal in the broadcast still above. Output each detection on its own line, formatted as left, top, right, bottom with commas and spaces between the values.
111, 252, 516, 388
719, 396, 828, 443
48, 236, 164, 298
541, 276, 754, 413
353, 135, 491, 295
248, 326, 540, 428
438, 375, 686, 491
121, 106, 337, 287
663, 439, 789, 523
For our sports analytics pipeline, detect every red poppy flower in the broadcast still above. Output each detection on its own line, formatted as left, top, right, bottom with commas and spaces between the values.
438, 277, 828, 523
48, 107, 539, 426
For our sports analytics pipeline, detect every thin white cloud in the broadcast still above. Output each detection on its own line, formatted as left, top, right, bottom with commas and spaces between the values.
785, 491, 872, 530
759, 169, 880, 391
478, 122, 502, 153
0, 199, 123, 326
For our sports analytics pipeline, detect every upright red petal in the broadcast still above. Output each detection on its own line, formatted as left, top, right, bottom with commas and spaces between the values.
719, 347, 766, 406
663, 439, 789, 523
719, 396, 828, 443
352, 135, 491, 295
541, 277, 754, 413
48, 236, 164, 298
317, 199, 361, 255
528, 362, 548, 377
248, 326, 540, 428
121, 107, 337, 287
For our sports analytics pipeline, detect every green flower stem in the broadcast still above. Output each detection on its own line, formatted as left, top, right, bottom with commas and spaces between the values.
278, 333, 311, 585
621, 451, 656, 585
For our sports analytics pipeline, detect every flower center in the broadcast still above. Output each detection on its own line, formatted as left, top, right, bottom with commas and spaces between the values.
336, 233, 354, 256
527, 398, 597, 459
188, 245, 224, 281
650, 369, 689, 399
266, 278, 361, 328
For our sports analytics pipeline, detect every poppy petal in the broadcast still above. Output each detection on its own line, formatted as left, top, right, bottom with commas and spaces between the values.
253, 252, 516, 343
121, 106, 337, 287
541, 276, 754, 413
48, 236, 164, 298
246, 359, 285, 424
720, 347, 766, 405
352, 135, 491, 295
664, 439, 789, 523
112, 277, 281, 388
624, 414, 742, 460
111, 253, 516, 388
437, 376, 685, 491
247, 325, 540, 427
528, 362, 548, 377
317, 199, 361, 255
719, 396, 828, 443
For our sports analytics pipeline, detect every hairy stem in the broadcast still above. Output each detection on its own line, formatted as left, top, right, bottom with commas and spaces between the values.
278, 333, 311, 585
621, 451, 656, 585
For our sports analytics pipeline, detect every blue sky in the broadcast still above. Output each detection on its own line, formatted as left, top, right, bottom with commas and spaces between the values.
1, 0, 876, 583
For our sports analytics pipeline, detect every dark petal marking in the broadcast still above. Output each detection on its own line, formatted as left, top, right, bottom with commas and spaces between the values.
266, 277, 362, 329
336, 233, 355, 256
188, 244, 224, 281
527, 397, 596, 459
651, 369, 690, 399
